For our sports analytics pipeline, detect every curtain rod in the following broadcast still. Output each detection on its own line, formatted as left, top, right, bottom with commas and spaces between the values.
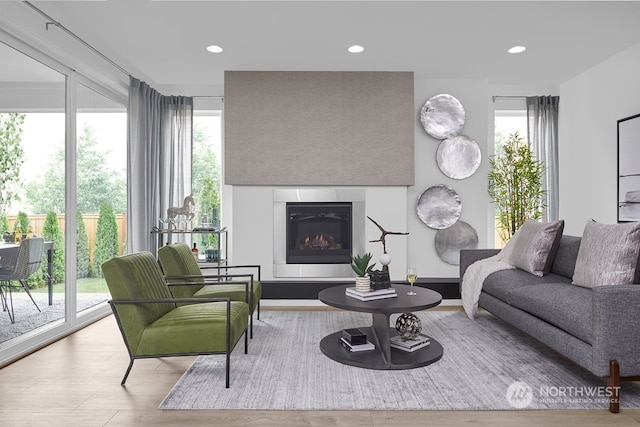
492, 95, 527, 103
193, 96, 224, 100
23, 1, 131, 77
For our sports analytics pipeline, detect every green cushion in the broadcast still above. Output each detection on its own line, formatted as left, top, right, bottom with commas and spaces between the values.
158, 243, 261, 311
102, 252, 177, 351
136, 300, 249, 356
158, 243, 204, 298
194, 282, 262, 311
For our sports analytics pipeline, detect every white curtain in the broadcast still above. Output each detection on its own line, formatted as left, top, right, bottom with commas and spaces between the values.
527, 96, 559, 222
127, 77, 192, 254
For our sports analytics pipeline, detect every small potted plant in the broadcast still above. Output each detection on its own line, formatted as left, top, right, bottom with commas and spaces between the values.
351, 252, 376, 292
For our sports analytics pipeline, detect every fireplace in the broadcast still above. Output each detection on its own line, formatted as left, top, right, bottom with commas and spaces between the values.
273, 188, 365, 278
286, 202, 352, 264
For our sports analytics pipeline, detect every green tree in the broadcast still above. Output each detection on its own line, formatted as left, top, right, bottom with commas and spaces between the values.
24, 122, 126, 214
76, 211, 92, 279
94, 203, 119, 277
488, 132, 546, 242
42, 211, 65, 283
15, 211, 28, 232
192, 121, 221, 248
0, 213, 8, 233
198, 177, 220, 248
0, 113, 26, 214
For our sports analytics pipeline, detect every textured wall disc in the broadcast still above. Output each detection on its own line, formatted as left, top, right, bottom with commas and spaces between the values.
436, 135, 481, 179
434, 221, 479, 265
416, 184, 461, 229
420, 94, 465, 140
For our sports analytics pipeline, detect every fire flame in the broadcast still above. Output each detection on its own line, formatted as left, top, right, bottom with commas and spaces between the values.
304, 233, 332, 249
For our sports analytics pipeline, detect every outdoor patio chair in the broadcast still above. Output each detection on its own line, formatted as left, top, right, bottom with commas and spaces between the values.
0, 237, 44, 324
102, 251, 249, 388
157, 243, 262, 338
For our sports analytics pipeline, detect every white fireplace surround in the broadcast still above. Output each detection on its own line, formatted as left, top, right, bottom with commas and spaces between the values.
273, 189, 366, 278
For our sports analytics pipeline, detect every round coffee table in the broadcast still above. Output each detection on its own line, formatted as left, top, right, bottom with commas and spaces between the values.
318, 284, 443, 370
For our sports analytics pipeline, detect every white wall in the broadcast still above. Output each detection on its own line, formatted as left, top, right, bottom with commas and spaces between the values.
559, 41, 640, 236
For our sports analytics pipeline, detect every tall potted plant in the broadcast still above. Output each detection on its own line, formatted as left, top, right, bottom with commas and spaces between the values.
351, 252, 375, 292
488, 132, 546, 242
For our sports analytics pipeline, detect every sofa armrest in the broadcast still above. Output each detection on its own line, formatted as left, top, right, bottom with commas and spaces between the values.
459, 249, 501, 280
592, 285, 640, 376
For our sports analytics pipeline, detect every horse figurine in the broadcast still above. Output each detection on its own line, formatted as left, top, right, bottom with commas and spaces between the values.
167, 194, 195, 221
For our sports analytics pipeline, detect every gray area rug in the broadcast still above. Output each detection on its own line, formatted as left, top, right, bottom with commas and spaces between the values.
160, 310, 640, 410
0, 293, 107, 343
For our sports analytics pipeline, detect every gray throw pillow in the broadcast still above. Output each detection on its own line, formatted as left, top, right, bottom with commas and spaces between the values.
572, 219, 640, 288
504, 219, 565, 277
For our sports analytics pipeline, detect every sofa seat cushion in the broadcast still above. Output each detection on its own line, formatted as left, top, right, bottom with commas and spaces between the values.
508, 282, 593, 344
194, 283, 260, 311
482, 269, 571, 306
136, 301, 249, 356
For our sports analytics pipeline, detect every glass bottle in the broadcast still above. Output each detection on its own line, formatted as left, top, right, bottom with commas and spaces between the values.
26, 225, 34, 239
192, 242, 199, 261
14, 222, 22, 244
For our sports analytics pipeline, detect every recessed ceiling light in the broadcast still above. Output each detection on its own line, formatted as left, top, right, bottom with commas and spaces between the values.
348, 45, 365, 54
508, 45, 526, 54
206, 45, 224, 53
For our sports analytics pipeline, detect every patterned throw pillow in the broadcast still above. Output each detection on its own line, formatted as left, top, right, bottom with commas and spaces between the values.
572, 219, 640, 288
504, 219, 565, 276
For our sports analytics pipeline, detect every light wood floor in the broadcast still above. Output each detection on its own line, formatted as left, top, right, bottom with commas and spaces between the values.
1, 309, 640, 426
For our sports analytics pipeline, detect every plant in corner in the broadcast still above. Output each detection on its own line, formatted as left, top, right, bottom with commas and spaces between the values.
488, 131, 546, 243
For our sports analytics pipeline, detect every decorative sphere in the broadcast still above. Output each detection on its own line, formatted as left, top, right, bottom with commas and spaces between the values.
395, 312, 422, 339
379, 253, 392, 266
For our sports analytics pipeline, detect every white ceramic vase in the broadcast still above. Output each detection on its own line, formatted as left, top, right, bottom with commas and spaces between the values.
355, 276, 371, 292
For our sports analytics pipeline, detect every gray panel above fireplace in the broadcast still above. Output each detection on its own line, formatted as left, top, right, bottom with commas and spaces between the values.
224, 71, 414, 186
273, 189, 365, 278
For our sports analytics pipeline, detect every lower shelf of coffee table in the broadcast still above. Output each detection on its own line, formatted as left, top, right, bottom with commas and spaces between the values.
319, 326, 443, 370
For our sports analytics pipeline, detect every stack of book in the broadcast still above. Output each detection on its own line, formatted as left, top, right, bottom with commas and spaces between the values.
339, 328, 375, 352
390, 334, 431, 352
339, 337, 375, 352
345, 286, 397, 301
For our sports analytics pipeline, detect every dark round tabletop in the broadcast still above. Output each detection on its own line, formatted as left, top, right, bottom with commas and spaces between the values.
318, 284, 442, 314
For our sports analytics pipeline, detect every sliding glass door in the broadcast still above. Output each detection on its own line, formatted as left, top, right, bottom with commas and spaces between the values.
0, 41, 67, 344
0, 36, 120, 364
76, 83, 126, 316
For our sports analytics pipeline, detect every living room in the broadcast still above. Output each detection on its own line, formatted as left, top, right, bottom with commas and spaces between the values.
2, 1, 640, 425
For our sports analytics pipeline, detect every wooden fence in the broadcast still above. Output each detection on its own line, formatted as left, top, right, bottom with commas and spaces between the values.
7, 214, 127, 264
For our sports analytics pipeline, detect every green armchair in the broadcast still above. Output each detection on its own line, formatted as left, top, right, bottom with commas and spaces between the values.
157, 243, 262, 338
102, 252, 249, 388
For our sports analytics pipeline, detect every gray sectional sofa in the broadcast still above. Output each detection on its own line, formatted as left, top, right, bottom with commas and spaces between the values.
460, 235, 640, 413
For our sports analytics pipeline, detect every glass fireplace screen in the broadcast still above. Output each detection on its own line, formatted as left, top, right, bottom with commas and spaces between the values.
286, 202, 352, 264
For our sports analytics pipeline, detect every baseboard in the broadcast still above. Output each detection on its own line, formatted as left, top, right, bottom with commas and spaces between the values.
262, 278, 461, 300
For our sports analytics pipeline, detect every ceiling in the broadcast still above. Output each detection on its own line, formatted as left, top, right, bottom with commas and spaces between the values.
14, 1, 640, 87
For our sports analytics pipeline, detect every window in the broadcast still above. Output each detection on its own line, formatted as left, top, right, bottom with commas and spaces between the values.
192, 108, 222, 252
493, 110, 527, 247
76, 83, 127, 315
495, 110, 528, 157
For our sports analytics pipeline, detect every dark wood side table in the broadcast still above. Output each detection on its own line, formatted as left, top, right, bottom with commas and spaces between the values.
318, 284, 444, 370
